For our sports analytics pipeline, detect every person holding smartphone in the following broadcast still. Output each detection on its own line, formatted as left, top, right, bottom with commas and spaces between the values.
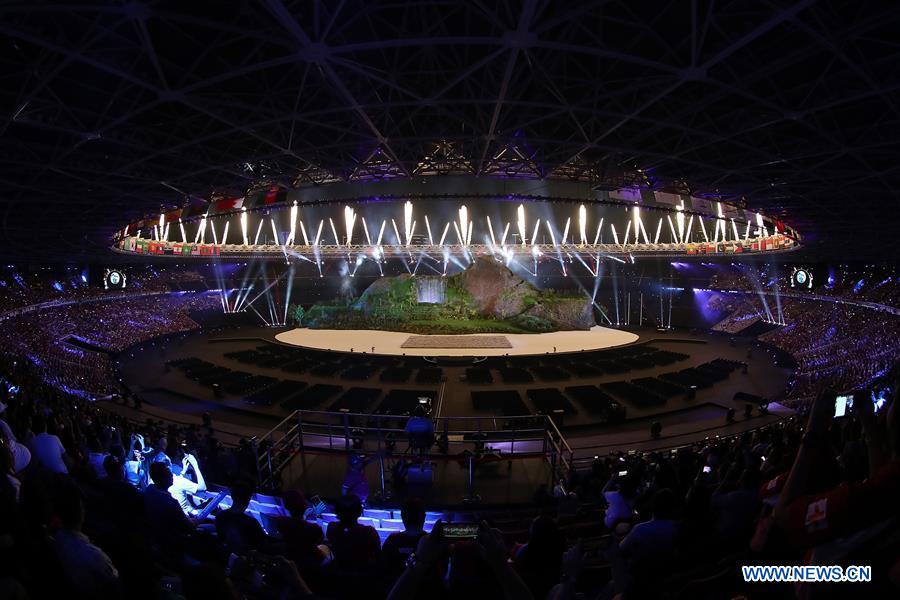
601, 470, 637, 533
387, 521, 534, 600
773, 376, 900, 549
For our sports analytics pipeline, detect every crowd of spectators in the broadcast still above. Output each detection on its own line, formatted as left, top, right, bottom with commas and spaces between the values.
0, 292, 218, 396
703, 264, 899, 405
705, 290, 899, 405
2, 345, 897, 599
759, 299, 899, 404
0, 263, 895, 598
0, 266, 196, 314
707, 264, 898, 308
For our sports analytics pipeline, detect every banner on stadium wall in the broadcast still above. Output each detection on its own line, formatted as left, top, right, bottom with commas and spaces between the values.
688, 197, 714, 215
654, 191, 681, 207
609, 188, 642, 203
181, 244, 193, 256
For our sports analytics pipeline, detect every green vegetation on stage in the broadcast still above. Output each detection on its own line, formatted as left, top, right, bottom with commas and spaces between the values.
289, 258, 602, 334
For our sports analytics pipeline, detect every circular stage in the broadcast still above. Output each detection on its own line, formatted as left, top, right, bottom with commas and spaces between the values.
274, 325, 640, 357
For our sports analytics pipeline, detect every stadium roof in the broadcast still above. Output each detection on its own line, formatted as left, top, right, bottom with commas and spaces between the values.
1, 1, 899, 260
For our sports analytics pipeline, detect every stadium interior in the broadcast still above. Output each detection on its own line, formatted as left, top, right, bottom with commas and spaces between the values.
0, 2, 898, 600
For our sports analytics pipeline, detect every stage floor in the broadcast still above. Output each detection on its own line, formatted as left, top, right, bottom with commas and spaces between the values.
275, 325, 640, 357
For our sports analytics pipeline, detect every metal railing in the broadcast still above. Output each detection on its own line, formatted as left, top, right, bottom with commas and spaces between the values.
254, 409, 573, 495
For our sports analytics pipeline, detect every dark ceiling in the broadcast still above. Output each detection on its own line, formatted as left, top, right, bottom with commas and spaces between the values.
1, 1, 899, 260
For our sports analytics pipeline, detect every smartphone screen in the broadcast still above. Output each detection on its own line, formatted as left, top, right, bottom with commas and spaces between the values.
443, 522, 479, 540
617, 470, 628, 477
702, 465, 712, 473
834, 395, 853, 418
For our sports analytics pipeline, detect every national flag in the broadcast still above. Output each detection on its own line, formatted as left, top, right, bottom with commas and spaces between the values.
264, 187, 284, 205
181, 244, 193, 256
191, 245, 202, 256
246, 187, 286, 209
211, 196, 244, 214
183, 198, 209, 219
686, 243, 697, 255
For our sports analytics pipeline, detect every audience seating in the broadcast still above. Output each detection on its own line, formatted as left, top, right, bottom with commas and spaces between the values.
330, 387, 381, 412
564, 386, 626, 421
527, 388, 578, 414
498, 367, 533, 384
379, 367, 412, 383
414, 367, 443, 384
465, 367, 493, 385
601, 380, 666, 408
471, 390, 530, 416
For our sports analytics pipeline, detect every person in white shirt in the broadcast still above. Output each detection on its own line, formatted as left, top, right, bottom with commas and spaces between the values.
602, 472, 638, 531
28, 415, 68, 474
168, 452, 207, 515
53, 481, 119, 597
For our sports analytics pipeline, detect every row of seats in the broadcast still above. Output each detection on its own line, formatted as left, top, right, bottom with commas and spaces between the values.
228, 345, 445, 385
471, 387, 625, 423
463, 347, 691, 385
168, 357, 439, 414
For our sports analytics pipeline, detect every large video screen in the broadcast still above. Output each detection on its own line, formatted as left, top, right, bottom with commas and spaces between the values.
103, 268, 127, 290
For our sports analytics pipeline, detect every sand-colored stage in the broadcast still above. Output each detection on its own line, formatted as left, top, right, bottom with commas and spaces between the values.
275, 325, 639, 356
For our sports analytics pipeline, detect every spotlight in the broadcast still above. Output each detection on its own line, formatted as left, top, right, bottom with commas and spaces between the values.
759, 403, 770, 415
